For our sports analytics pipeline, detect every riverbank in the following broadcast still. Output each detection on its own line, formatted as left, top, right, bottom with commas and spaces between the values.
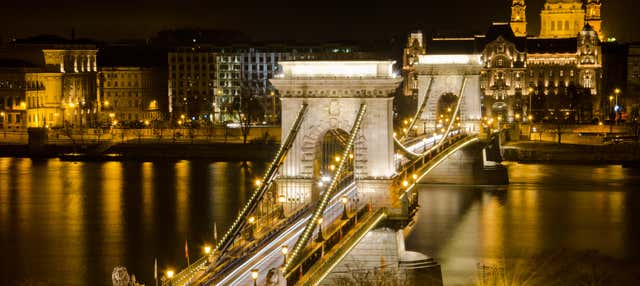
502, 141, 640, 164
0, 142, 278, 161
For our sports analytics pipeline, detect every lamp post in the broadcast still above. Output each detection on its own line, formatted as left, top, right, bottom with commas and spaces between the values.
341, 196, 349, 220
270, 91, 276, 124
609, 95, 614, 134
278, 194, 286, 219
281, 245, 288, 265
315, 217, 324, 242
248, 216, 256, 240
250, 269, 259, 286
165, 270, 174, 286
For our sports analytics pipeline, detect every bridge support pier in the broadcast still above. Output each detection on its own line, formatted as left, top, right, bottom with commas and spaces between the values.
319, 228, 443, 286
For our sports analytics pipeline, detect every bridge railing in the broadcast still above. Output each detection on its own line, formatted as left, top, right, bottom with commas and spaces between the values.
199, 173, 357, 285
285, 203, 377, 285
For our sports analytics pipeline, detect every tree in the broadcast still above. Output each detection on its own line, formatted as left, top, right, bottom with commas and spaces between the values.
236, 93, 265, 144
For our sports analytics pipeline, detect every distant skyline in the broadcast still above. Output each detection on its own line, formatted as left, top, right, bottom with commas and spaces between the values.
1, 0, 638, 43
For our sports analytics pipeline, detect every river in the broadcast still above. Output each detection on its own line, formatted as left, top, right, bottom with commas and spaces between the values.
0, 158, 639, 285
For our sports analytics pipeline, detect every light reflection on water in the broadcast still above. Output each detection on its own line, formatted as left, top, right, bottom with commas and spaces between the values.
0, 158, 265, 286
406, 163, 640, 285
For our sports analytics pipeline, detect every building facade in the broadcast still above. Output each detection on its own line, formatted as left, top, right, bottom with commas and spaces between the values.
99, 67, 164, 126
0, 39, 99, 129
404, 0, 606, 122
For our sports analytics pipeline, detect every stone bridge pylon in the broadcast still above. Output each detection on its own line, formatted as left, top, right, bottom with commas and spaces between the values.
271, 61, 402, 210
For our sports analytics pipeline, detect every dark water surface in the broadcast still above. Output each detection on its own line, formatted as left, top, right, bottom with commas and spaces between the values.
406, 163, 640, 285
0, 158, 266, 286
1, 159, 639, 285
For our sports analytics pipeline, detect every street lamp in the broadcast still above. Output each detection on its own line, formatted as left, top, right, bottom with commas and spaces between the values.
278, 194, 286, 219
270, 91, 277, 124
315, 217, 324, 242
609, 95, 615, 134
204, 245, 211, 255
341, 196, 349, 220
281, 245, 288, 265
248, 216, 256, 240
251, 269, 259, 286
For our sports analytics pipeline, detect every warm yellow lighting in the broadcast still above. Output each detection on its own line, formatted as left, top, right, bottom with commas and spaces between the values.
317, 218, 324, 224
248, 216, 256, 224
144, 120, 150, 126
598, 122, 604, 126
109, 113, 115, 118
112, 120, 118, 125
281, 245, 288, 255
334, 156, 341, 162
178, 120, 183, 125
615, 88, 621, 94
103, 100, 110, 107
278, 195, 286, 203
412, 174, 418, 180
340, 196, 348, 204
348, 153, 354, 159
403, 119, 408, 125
329, 165, 336, 171
528, 115, 533, 120
402, 180, 409, 187
447, 107, 451, 112
609, 96, 614, 101
204, 245, 212, 254
392, 132, 397, 137
166, 270, 175, 278
515, 114, 521, 119
279, 61, 394, 78
68, 102, 74, 108
251, 269, 259, 280
254, 179, 262, 187
0, 112, 4, 116
418, 54, 479, 65
403, 128, 407, 133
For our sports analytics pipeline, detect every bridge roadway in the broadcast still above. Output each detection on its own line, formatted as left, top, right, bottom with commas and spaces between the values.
168, 132, 471, 286
196, 183, 359, 286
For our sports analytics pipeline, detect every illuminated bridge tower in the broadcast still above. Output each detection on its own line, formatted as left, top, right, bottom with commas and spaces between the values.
271, 61, 402, 210
412, 54, 483, 134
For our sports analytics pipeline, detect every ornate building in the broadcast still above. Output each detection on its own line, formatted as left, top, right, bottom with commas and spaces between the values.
403, 0, 606, 122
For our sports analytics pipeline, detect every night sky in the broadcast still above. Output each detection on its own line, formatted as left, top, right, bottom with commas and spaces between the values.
1, 0, 637, 43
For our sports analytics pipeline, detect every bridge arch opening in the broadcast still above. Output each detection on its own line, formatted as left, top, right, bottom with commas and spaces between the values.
436, 92, 460, 130
313, 128, 354, 200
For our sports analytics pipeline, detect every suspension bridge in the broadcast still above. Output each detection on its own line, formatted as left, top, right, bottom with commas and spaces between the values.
161, 58, 500, 286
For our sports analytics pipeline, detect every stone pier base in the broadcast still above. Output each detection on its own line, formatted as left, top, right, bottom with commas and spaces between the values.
319, 228, 443, 286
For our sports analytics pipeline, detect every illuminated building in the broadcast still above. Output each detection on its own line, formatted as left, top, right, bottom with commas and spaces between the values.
99, 67, 165, 125
0, 36, 99, 128
628, 43, 640, 106
404, 0, 606, 121
169, 44, 357, 123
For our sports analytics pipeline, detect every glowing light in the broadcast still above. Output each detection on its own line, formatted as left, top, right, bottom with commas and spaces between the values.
340, 196, 348, 204
109, 113, 115, 118
329, 165, 336, 171
248, 216, 255, 224
321, 176, 331, 182
334, 156, 341, 162
317, 218, 323, 224
166, 270, 174, 278
204, 245, 212, 254
277, 61, 395, 78
254, 179, 262, 187
348, 153, 354, 159
402, 180, 409, 187
412, 174, 418, 180
251, 269, 259, 280
278, 195, 286, 203
144, 120, 150, 126
103, 100, 109, 107
281, 245, 289, 255
417, 54, 480, 65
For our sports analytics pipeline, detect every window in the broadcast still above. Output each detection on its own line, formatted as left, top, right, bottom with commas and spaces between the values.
565, 21, 570, 31
551, 21, 555, 31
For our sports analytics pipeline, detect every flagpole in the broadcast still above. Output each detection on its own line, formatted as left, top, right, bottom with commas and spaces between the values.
154, 258, 158, 286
